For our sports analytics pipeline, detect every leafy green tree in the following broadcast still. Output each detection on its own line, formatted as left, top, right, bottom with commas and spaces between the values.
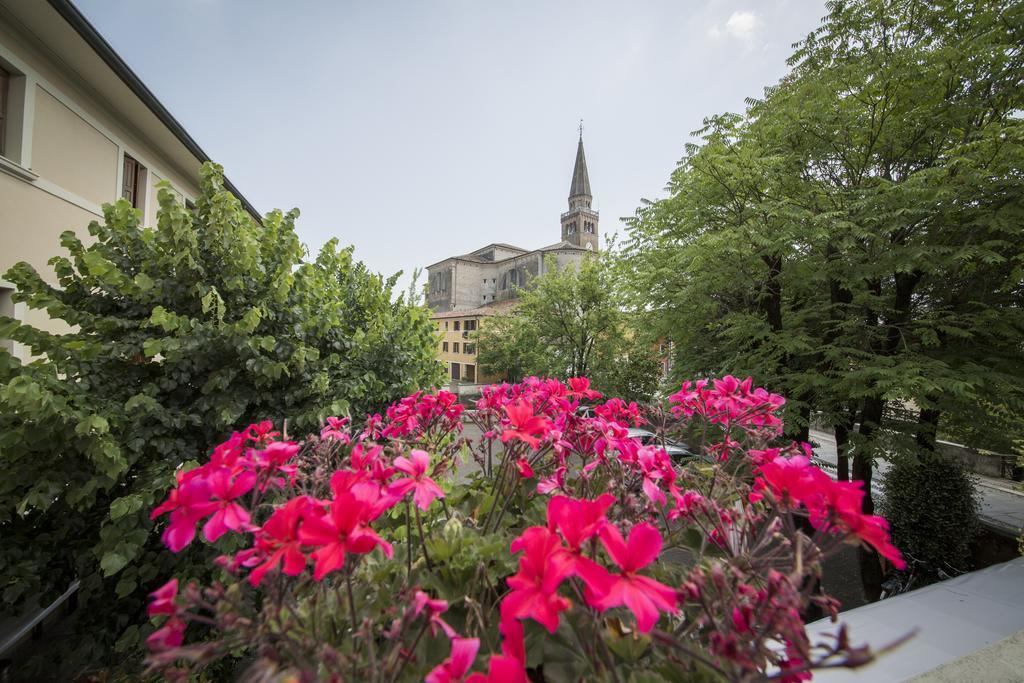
474, 310, 550, 383
622, 0, 1024, 507
0, 163, 442, 672
476, 255, 663, 402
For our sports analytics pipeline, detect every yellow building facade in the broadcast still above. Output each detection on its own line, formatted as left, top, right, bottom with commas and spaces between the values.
430, 301, 517, 389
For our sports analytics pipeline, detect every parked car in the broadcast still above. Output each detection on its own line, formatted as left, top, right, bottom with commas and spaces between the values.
575, 404, 597, 419
626, 428, 698, 462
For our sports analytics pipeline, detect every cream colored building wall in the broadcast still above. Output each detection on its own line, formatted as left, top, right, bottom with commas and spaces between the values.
31, 86, 119, 207
0, 16, 202, 358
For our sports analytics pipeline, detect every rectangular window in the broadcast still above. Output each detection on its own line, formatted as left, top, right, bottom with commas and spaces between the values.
451, 363, 461, 381
454, 321, 461, 331
442, 342, 448, 352
0, 65, 9, 157
453, 342, 460, 353
445, 321, 449, 330
465, 320, 477, 332
464, 343, 475, 355
122, 154, 146, 209
465, 364, 476, 382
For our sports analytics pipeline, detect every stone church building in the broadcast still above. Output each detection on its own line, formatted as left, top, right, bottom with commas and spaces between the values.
426, 133, 599, 313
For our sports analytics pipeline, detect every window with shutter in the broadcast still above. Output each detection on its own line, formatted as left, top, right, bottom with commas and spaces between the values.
122, 155, 147, 209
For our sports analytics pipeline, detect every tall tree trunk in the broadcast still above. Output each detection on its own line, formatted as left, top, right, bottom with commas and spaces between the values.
759, 254, 784, 333
793, 391, 813, 443
825, 242, 855, 481
916, 406, 941, 453
855, 395, 884, 515
834, 408, 855, 482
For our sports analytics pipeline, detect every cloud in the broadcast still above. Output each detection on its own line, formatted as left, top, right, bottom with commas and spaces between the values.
708, 10, 760, 45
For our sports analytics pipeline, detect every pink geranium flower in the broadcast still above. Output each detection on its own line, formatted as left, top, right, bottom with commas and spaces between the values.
466, 654, 529, 683
594, 522, 678, 632
501, 401, 551, 449
147, 578, 178, 617
515, 457, 534, 478
298, 492, 393, 580
566, 377, 602, 400
154, 472, 216, 552
202, 467, 257, 542
320, 416, 351, 442
413, 589, 457, 637
248, 496, 312, 586
146, 615, 186, 652
426, 637, 479, 683
387, 449, 445, 510
547, 494, 615, 597
750, 456, 830, 508
536, 466, 566, 494
245, 420, 279, 442
503, 527, 573, 633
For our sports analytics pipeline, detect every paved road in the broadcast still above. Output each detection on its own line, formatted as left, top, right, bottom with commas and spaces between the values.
808, 429, 1024, 536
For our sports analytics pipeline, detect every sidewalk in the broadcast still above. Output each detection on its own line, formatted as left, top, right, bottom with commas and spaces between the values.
975, 474, 1024, 497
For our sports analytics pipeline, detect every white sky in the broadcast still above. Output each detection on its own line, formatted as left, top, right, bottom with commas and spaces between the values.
75, 0, 828, 292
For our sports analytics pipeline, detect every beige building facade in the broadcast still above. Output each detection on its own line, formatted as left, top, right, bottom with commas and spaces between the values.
0, 0, 257, 359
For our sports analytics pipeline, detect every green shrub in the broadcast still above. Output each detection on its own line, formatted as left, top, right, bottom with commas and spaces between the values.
880, 451, 980, 576
0, 163, 442, 673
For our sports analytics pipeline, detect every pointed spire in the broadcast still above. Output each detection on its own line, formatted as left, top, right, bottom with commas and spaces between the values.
569, 129, 592, 203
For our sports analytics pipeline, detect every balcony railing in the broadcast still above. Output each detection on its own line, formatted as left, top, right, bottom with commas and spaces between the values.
560, 208, 599, 220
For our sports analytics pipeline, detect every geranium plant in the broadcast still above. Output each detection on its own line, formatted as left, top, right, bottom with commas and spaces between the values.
144, 376, 907, 681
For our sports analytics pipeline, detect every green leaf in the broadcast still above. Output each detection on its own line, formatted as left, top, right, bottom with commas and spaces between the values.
134, 272, 154, 291
114, 576, 137, 599
100, 551, 129, 577
109, 494, 143, 520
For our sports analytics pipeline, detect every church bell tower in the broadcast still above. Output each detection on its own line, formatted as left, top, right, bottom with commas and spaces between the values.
560, 127, 599, 251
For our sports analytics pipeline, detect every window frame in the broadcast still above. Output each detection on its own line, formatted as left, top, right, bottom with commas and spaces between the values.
122, 153, 147, 211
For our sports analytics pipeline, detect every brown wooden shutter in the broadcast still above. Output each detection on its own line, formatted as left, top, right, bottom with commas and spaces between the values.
122, 155, 137, 205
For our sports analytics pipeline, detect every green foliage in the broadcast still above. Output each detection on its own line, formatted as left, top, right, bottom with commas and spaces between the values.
475, 255, 663, 402
619, 0, 1024, 497
0, 163, 442, 673
879, 452, 980, 575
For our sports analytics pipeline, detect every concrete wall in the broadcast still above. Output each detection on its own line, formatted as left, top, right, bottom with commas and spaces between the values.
937, 441, 1016, 480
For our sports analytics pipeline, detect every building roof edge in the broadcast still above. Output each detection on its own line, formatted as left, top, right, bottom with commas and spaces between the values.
47, 0, 262, 221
